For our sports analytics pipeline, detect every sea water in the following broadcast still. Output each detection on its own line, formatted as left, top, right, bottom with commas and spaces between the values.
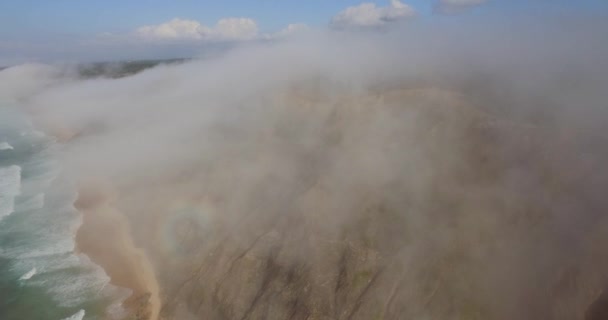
0, 107, 129, 320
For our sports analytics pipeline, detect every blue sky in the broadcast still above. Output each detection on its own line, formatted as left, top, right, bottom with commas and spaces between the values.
1, 0, 604, 36
2, 0, 426, 37
0, 0, 607, 64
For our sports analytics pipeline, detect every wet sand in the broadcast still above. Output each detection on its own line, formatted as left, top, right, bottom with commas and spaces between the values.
74, 184, 161, 320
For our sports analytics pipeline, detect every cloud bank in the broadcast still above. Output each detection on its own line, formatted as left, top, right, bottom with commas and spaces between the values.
331, 0, 415, 29
2, 13, 608, 319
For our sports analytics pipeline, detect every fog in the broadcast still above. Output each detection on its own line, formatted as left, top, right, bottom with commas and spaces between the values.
1, 14, 608, 320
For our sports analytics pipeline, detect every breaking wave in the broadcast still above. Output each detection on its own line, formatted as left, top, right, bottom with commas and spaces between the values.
0, 106, 128, 320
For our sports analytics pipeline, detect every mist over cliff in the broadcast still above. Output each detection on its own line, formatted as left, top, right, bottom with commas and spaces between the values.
1, 14, 608, 320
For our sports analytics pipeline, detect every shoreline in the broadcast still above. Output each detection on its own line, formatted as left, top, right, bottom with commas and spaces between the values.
74, 183, 161, 320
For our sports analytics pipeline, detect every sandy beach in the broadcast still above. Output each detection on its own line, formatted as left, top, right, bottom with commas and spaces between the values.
74, 183, 161, 320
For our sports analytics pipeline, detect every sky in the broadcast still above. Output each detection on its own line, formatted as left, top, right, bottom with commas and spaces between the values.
0, 0, 607, 64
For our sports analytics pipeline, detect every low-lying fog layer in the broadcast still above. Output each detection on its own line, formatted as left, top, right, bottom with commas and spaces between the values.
1, 14, 608, 320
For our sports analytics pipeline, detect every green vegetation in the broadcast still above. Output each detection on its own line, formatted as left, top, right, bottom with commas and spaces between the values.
77, 58, 188, 79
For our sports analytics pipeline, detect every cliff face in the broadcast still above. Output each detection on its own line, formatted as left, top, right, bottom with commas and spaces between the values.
113, 87, 608, 320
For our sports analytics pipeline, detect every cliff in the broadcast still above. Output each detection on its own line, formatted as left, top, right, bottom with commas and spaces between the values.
109, 87, 608, 320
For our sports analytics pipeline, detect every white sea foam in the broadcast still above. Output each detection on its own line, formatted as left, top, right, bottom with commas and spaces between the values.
20, 254, 113, 308
105, 286, 132, 320
31, 130, 46, 139
0, 142, 13, 150
16, 193, 45, 211
19, 166, 60, 197
19, 267, 37, 280
0, 165, 21, 220
1, 237, 74, 259
10, 251, 84, 278
61, 309, 85, 320
0, 113, 124, 318
46, 265, 111, 307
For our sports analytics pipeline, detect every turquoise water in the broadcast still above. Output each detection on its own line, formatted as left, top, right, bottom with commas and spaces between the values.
0, 107, 128, 320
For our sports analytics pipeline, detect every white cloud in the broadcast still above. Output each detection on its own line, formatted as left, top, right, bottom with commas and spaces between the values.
435, 0, 487, 14
273, 24, 310, 38
331, 0, 416, 29
136, 18, 258, 41
213, 18, 259, 40
136, 19, 205, 40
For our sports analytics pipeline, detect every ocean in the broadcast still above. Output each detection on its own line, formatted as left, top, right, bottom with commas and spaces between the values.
0, 107, 128, 320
